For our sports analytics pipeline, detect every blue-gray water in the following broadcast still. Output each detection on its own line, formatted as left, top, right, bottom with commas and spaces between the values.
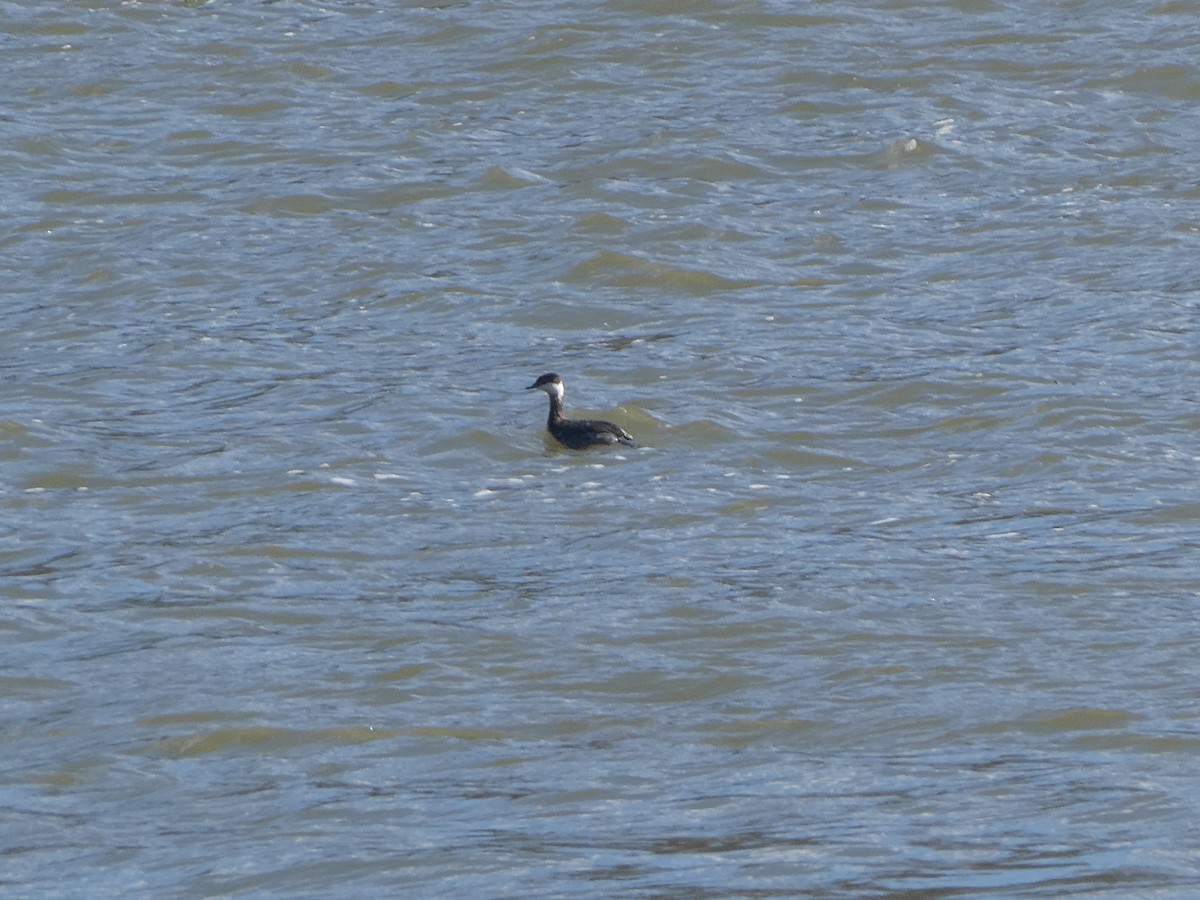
5, 1, 1200, 896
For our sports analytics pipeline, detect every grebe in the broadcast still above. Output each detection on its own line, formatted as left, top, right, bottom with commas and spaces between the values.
526, 373, 635, 450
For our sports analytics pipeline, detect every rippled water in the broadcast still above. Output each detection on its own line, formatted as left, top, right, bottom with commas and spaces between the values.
5, 0, 1200, 895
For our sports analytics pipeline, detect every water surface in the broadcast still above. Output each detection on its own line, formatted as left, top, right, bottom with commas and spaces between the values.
4, 1, 1200, 895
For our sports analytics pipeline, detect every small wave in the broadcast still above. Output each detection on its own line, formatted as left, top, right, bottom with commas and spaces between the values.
564, 250, 761, 293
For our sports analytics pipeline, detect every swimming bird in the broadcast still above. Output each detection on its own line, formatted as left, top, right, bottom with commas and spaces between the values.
526, 373, 635, 450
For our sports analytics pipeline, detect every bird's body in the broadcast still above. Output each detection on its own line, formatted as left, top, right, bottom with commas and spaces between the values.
526, 373, 635, 450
